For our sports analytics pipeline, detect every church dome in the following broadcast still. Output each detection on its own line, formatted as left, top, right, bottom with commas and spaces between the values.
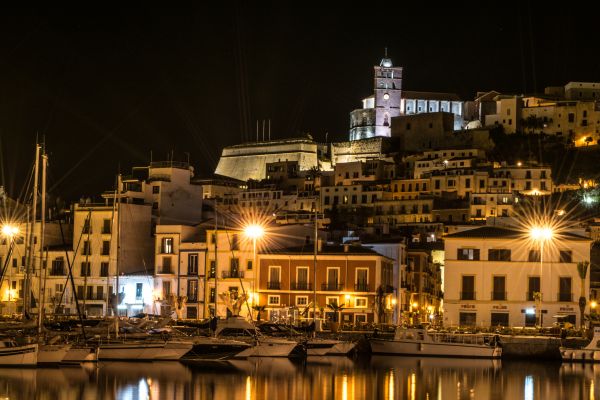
380, 58, 393, 68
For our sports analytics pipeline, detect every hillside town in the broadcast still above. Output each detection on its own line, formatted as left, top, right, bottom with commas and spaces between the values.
2, 53, 600, 337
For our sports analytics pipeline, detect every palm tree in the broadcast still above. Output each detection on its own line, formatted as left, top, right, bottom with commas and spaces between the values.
326, 303, 345, 323
577, 261, 590, 329
252, 305, 267, 322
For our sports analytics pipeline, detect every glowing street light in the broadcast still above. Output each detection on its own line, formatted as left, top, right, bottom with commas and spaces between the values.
530, 225, 554, 327
1, 224, 19, 238
244, 224, 265, 240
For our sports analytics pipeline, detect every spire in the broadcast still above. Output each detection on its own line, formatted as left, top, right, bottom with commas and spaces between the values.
380, 47, 393, 68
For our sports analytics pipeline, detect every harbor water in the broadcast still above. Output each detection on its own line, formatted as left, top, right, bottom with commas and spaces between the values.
0, 356, 595, 400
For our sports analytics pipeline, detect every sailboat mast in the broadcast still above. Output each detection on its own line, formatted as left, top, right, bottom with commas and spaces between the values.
37, 151, 47, 334
115, 174, 122, 339
25, 143, 40, 317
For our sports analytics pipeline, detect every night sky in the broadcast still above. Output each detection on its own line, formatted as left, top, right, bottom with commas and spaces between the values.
1, 4, 598, 202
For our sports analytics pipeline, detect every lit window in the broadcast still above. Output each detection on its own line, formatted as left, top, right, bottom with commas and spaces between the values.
268, 295, 280, 306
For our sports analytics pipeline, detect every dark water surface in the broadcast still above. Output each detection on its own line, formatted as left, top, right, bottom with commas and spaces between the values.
0, 357, 595, 399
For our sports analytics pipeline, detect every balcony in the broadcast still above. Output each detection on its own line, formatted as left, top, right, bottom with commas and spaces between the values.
50, 268, 66, 276
86, 293, 106, 301
526, 291, 537, 301
187, 296, 198, 303
222, 270, 244, 279
267, 281, 281, 290
460, 291, 476, 301
354, 283, 369, 292
558, 292, 572, 302
157, 267, 173, 274
291, 282, 312, 291
322, 283, 344, 291
491, 291, 506, 301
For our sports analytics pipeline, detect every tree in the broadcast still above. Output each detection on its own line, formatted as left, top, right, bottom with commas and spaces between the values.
373, 285, 386, 323
326, 303, 345, 323
253, 305, 266, 322
577, 261, 590, 329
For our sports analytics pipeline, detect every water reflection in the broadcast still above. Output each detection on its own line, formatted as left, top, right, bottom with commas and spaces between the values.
0, 357, 596, 399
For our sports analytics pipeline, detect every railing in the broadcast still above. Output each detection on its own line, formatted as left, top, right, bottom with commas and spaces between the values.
460, 291, 476, 300
86, 293, 106, 301
158, 268, 173, 274
50, 268, 66, 276
322, 283, 344, 291
222, 270, 244, 279
491, 291, 506, 301
101, 228, 111, 234
291, 282, 312, 291
526, 291, 537, 301
267, 281, 281, 290
187, 296, 198, 303
558, 292, 573, 302
355, 283, 369, 292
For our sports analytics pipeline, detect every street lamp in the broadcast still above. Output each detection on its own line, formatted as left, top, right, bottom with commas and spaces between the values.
1, 224, 20, 314
244, 223, 265, 319
530, 225, 554, 327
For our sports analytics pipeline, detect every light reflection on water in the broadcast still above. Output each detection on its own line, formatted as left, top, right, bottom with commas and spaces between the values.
0, 357, 596, 399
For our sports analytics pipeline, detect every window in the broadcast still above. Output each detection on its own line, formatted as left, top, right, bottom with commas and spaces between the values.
80, 262, 91, 277
268, 266, 281, 289
187, 280, 198, 302
161, 237, 174, 254
435, 180, 440, 190
100, 262, 109, 277
465, 178, 471, 188
559, 250, 572, 263
136, 283, 143, 300
326, 296, 339, 307
51, 258, 65, 276
568, 113, 575, 123
326, 268, 340, 291
488, 249, 511, 261
296, 296, 308, 306
162, 257, 172, 273
188, 253, 198, 274
231, 234, 239, 250
356, 268, 368, 291
209, 261, 216, 278
527, 277, 540, 301
163, 281, 171, 298
491, 313, 509, 327
102, 241, 110, 256
355, 297, 368, 308
559, 277, 572, 302
82, 218, 92, 234
187, 306, 197, 319
247, 260, 253, 271
268, 295, 280, 306
461, 276, 475, 300
152, 186, 160, 194
152, 202, 159, 210
457, 248, 480, 261
102, 219, 111, 234
82, 241, 91, 256
296, 267, 309, 290
492, 276, 506, 300
459, 312, 476, 326
528, 250, 540, 262
209, 287, 215, 303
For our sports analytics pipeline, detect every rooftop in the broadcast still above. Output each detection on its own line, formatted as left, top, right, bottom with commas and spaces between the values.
445, 226, 590, 241
261, 244, 389, 257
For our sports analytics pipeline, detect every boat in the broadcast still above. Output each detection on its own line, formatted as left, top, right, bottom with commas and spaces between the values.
369, 326, 502, 359
97, 340, 193, 361
0, 340, 38, 366
215, 317, 306, 358
305, 338, 357, 356
182, 336, 252, 361
38, 343, 72, 364
62, 345, 98, 364
561, 327, 600, 362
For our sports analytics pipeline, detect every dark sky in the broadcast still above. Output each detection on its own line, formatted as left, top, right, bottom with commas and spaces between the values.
1, 4, 598, 202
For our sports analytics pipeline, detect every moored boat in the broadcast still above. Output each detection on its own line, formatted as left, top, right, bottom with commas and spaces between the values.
97, 340, 193, 361
62, 346, 98, 364
0, 340, 38, 366
306, 338, 356, 356
561, 327, 600, 363
38, 344, 72, 365
369, 326, 502, 359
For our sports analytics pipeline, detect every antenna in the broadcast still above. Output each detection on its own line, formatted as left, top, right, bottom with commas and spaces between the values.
268, 119, 271, 141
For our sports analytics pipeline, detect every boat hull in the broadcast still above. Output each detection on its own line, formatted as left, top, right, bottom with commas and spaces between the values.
369, 338, 501, 359
183, 339, 251, 361
235, 340, 305, 358
98, 342, 193, 361
306, 340, 357, 356
38, 344, 72, 364
0, 344, 38, 366
560, 347, 600, 363
63, 347, 98, 363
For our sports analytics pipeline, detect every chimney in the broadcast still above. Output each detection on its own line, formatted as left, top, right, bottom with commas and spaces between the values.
343, 244, 350, 253
317, 239, 323, 252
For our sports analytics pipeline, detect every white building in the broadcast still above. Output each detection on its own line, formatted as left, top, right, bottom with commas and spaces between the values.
444, 226, 591, 328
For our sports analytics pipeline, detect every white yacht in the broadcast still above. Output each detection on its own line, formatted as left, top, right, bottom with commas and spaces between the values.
369, 326, 502, 359
62, 346, 98, 363
97, 340, 193, 361
561, 327, 600, 362
215, 317, 306, 358
0, 340, 38, 366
